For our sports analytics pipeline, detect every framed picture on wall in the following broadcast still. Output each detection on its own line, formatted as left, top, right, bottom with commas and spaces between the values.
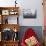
2, 10, 9, 15
23, 9, 37, 18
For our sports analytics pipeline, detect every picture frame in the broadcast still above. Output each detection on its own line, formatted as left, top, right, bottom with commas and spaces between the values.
23, 9, 37, 18
9, 10, 18, 15
2, 10, 9, 15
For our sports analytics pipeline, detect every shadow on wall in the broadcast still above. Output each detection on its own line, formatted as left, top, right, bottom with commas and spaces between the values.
18, 26, 43, 44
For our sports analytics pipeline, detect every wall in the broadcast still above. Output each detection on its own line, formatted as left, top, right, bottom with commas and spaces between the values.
17, 0, 44, 26
0, 0, 15, 7
0, 0, 44, 26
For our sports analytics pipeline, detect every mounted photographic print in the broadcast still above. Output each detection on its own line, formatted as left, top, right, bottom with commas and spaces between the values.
2, 10, 9, 15
23, 9, 37, 18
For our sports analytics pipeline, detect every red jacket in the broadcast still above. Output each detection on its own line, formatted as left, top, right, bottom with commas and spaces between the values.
21, 28, 41, 46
